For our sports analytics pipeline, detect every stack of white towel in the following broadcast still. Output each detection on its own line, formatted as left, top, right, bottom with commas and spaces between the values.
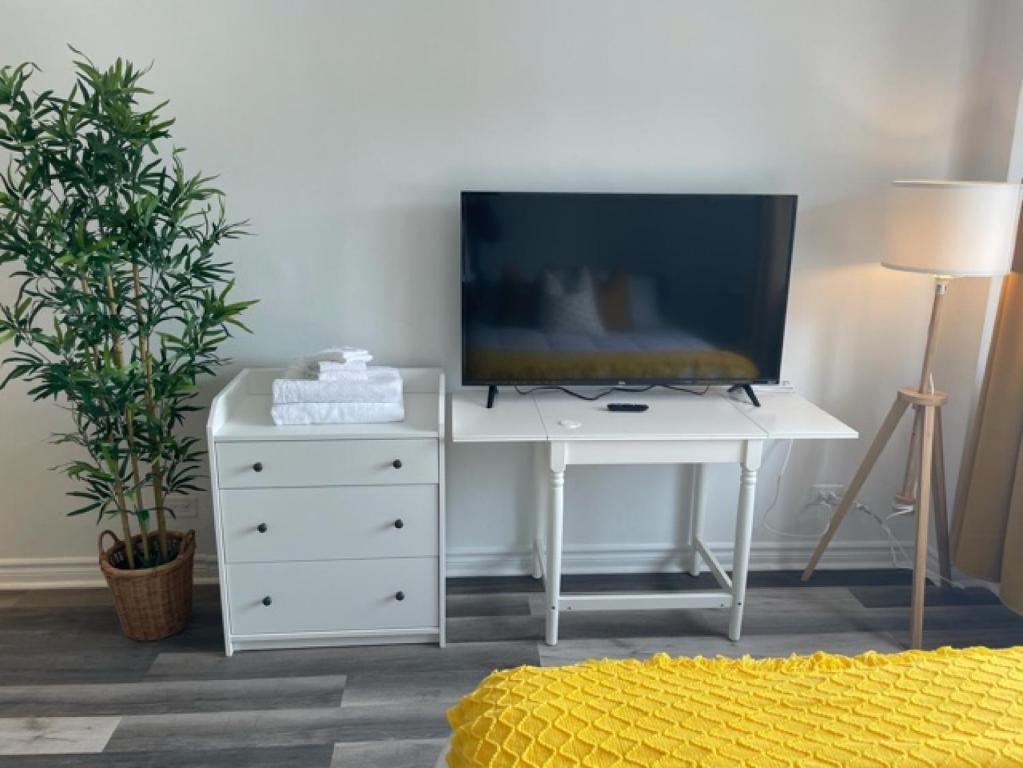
271, 347, 405, 425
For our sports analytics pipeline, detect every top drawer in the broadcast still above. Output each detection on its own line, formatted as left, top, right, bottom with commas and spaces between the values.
216, 438, 438, 489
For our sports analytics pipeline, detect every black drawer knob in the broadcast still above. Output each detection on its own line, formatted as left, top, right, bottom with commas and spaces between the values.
256, 523, 268, 533
261, 596, 272, 607
394, 519, 404, 529
252, 462, 263, 473
395, 591, 405, 601
392, 459, 403, 469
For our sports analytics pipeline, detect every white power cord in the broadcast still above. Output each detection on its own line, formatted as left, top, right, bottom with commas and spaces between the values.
857, 499, 963, 589
757, 437, 961, 589
760, 440, 829, 539
859, 501, 913, 569
756, 436, 964, 586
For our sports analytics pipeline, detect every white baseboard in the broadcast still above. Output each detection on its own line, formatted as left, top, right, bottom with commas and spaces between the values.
0, 542, 944, 589
0, 554, 220, 590
445, 540, 913, 578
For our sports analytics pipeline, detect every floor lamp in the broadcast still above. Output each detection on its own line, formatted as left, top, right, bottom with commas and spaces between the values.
802, 180, 1022, 649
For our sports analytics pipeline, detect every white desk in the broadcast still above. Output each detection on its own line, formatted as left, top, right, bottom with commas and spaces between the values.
451, 387, 856, 645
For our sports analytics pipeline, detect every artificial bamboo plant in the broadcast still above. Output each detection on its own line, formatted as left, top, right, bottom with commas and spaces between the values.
0, 51, 253, 569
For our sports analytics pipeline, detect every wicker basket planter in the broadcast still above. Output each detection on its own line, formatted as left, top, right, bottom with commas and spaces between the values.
98, 529, 196, 641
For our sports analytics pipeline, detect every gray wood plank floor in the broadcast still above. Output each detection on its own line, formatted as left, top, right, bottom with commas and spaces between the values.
0, 569, 1020, 766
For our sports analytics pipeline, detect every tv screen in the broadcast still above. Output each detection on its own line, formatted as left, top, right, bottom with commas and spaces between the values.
461, 191, 797, 387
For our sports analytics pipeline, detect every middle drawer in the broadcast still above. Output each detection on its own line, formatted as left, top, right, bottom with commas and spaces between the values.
220, 485, 438, 563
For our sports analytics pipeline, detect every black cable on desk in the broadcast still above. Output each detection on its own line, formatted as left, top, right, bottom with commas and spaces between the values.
513, 384, 710, 401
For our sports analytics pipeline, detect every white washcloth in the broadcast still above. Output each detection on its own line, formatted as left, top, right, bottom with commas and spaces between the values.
286, 348, 374, 380
281, 358, 373, 383
316, 346, 372, 364
271, 400, 404, 425
319, 359, 368, 371
273, 366, 403, 405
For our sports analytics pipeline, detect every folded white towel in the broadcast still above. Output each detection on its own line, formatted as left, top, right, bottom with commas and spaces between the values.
272, 366, 403, 405
315, 347, 372, 364
318, 360, 368, 380
319, 359, 368, 371
285, 350, 373, 380
286, 362, 369, 381
271, 400, 405, 425
318, 368, 369, 381
282, 359, 372, 381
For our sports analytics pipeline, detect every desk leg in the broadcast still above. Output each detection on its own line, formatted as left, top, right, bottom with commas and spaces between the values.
687, 464, 707, 576
728, 441, 763, 642
532, 443, 547, 580
546, 443, 566, 646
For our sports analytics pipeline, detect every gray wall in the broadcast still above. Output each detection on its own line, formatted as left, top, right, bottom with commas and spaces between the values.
1, 0, 1022, 580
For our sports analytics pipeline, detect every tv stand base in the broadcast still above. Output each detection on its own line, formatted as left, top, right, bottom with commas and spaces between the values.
486, 385, 498, 409
729, 383, 761, 407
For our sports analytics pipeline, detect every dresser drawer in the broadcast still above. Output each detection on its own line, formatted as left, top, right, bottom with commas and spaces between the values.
226, 558, 438, 636
220, 485, 438, 563
216, 439, 438, 489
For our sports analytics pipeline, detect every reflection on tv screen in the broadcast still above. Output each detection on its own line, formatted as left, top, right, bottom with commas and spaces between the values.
461, 192, 797, 385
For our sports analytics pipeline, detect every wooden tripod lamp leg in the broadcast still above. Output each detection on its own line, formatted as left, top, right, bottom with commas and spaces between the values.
896, 406, 922, 506
930, 407, 952, 586
911, 405, 936, 649
802, 396, 910, 581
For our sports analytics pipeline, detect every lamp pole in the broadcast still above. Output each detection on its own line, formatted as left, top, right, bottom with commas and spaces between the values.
894, 277, 949, 509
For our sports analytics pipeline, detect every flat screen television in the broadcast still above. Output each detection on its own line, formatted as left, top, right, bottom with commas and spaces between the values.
461, 191, 797, 389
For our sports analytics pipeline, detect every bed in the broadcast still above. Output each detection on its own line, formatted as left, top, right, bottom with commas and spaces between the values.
441, 646, 1023, 767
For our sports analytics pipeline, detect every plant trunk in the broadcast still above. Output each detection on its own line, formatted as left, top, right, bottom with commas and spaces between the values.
104, 275, 123, 367
112, 477, 136, 570
76, 325, 129, 564
118, 509, 135, 569
102, 277, 136, 569
80, 277, 104, 372
124, 410, 152, 564
152, 466, 169, 561
136, 513, 152, 564
104, 273, 152, 566
130, 264, 169, 562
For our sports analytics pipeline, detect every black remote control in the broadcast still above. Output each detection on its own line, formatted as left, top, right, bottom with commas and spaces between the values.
607, 403, 649, 412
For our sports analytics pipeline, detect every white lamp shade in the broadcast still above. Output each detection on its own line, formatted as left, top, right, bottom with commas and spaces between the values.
883, 181, 1021, 277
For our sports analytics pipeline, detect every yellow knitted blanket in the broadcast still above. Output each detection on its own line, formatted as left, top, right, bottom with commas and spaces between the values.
447, 647, 1023, 767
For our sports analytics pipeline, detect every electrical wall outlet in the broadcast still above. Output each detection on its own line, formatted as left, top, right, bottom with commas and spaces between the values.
800, 484, 845, 530
806, 484, 844, 508
167, 495, 200, 520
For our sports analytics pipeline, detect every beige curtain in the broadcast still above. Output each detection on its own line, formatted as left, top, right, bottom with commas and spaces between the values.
953, 260, 1023, 613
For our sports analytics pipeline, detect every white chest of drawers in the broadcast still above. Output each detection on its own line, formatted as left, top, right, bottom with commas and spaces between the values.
206, 367, 445, 655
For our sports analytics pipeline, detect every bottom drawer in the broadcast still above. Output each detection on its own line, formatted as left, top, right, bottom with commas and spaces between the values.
226, 558, 438, 636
